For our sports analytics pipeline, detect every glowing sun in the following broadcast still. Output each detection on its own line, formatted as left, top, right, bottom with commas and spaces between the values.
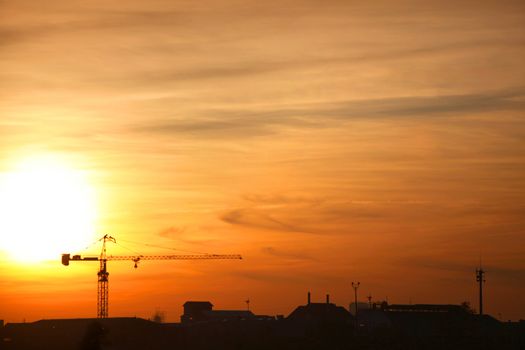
0, 155, 98, 262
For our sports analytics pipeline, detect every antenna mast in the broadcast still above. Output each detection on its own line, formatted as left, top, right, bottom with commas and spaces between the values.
476, 267, 485, 315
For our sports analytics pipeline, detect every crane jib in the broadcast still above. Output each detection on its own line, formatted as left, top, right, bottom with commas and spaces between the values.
62, 253, 242, 266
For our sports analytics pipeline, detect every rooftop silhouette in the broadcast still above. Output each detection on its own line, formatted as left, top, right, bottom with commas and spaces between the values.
2, 294, 524, 350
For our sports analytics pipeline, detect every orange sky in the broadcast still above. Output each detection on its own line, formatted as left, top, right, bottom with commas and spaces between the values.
1, 0, 525, 323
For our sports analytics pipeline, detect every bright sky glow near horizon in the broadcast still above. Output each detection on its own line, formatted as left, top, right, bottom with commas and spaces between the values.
0, 0, 524, 323
0, 155, 98, 262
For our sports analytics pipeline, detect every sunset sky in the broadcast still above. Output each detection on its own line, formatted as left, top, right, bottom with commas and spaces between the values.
1, 0, 524, 323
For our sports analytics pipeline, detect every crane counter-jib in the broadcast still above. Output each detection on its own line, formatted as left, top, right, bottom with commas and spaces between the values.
61, 254, 99, 265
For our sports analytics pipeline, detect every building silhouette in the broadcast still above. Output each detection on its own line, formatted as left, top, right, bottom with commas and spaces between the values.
1, 298, 523, 350
287, 294, 354, 325
181, 301, 257, 323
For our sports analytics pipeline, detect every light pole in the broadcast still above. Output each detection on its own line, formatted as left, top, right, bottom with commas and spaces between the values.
352, 281, 360, 330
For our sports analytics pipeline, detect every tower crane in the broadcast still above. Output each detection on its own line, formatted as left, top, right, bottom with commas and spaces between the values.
61, 234, 242, 318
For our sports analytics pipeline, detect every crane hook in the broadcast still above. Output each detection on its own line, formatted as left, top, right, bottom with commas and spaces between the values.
133, 257, 141, 269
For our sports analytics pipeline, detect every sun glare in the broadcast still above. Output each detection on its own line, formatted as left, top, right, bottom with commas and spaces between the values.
0, 155, 98, 262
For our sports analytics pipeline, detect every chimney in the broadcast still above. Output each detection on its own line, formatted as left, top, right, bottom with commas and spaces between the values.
307, 291, 311, 305
326, 294, 330, 304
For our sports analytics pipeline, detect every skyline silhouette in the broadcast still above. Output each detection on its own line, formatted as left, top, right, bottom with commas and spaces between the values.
2, 293, 523, 350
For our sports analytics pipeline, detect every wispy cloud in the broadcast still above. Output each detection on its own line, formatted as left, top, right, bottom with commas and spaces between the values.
261, 246, 316, 262
134, 87, 525, 138
0, 10, 188, 46
221, 208, 309, 234
220, 195, 398, 235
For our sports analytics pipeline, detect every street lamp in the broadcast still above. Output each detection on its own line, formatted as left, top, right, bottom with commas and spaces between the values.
352, 281, 360, 330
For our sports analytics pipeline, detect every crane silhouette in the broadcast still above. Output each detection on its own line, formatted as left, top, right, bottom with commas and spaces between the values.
62, 234, 242, 318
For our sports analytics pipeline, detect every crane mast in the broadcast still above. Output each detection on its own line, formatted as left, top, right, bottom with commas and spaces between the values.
97, 235, 114, 318
62, 234, 242, 319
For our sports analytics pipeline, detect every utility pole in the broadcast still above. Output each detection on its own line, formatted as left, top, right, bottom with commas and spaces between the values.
367, 294, 372, 309
352, 281, 360, 329
245, 299, 250, 311
476, 267, 485, 315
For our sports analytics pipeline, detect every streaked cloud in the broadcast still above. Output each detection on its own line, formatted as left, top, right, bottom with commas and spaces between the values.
133, 87, 525, 139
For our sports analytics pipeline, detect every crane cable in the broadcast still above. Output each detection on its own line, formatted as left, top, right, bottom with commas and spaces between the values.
113, 240, 144, 257
75, 237, 104, 254
74, 235, 210, 256
117, 237, 208, 255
